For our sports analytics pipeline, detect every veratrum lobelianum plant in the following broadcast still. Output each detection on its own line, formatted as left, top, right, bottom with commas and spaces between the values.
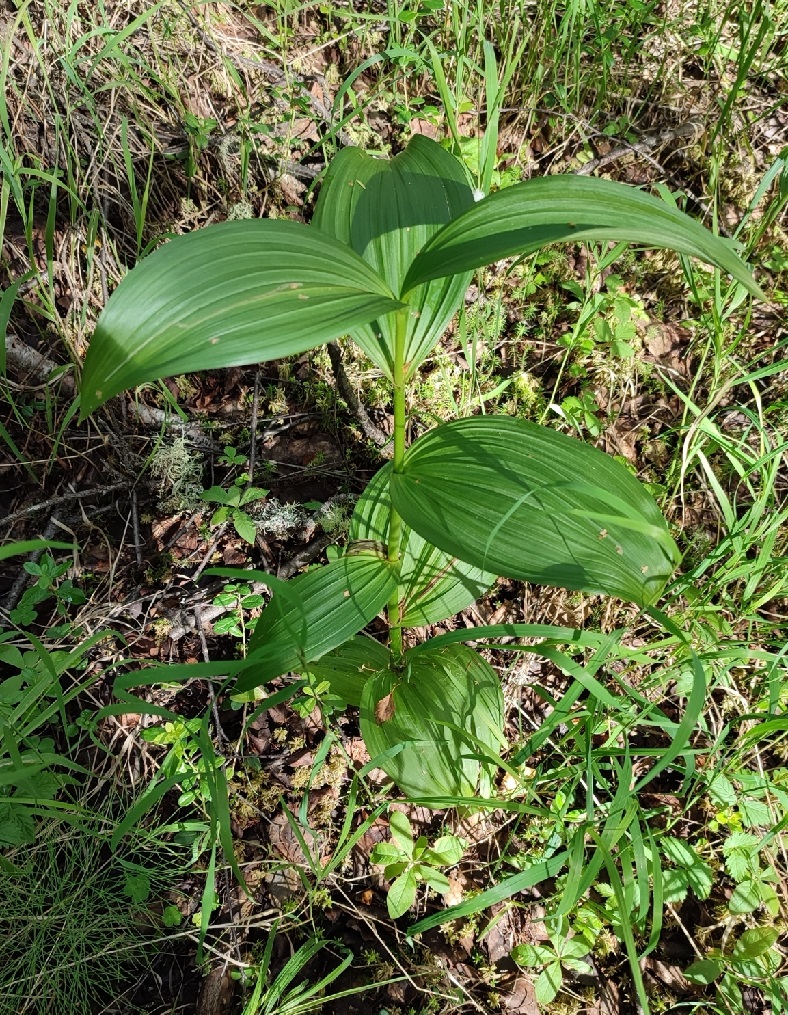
80, 135, 762, 801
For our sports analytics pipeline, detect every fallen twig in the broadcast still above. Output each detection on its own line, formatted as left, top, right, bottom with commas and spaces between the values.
574, 120, 704, 177
327, 341, 392, 454
4, 333, 220, 447
2, 483, 128, 529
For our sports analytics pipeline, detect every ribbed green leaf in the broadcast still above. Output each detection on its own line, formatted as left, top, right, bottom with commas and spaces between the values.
390, 416, 680, 605
402, 175, 764, 297
233, 550, 395, 694
313, 135, 474, 378
80, 219, 404, 417
359, 643, 504, 799
297, 635, 390, 707
350, 464, 494, 627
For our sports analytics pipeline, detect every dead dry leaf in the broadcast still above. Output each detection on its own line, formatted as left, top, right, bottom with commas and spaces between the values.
374, 692, 396, 724
500, 973, 540, 1014
196, 966, 235, 1015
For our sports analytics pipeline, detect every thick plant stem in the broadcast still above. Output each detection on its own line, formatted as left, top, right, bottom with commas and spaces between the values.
387, 310, 408, 659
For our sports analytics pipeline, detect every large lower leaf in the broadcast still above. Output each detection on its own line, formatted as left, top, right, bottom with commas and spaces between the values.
80, 219, 404, 417
359, 643, 504, 799
402, 175, 763, 298
390, 416, 680, 605
233, 550, 396, 694
349, 464, 494, 627
312, 135, 474, 378
298, 635, 390, 707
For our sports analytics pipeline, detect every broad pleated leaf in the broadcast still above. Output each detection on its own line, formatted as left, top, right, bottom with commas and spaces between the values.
349, 464, 494, 627
233, 550, 395, 694
80, 219, 404, 417
360, 643, 503, 799
312, 135, 475, 378
402, 175, 764, 297
390, 417, 680, 605
297, 635, 390, 707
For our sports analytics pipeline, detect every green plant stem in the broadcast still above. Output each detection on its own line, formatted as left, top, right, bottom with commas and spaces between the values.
387, 309, 408, 659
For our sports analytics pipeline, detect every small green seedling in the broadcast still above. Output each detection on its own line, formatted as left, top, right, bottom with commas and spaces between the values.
721, 831, 780, 917
80, 133, 763, 804
684, 926, 782, 1012
212, 581, 264, 642
555, 390, 603, 438
201, 478, 269, 544
559, 278, 646, 362
182, 110, 218, 179
9, 552, 86, 628
592, 285, 644, 359
218, 445, 248, 467
161, 904, 182, 928
291, 676, 346, 720
370, 810, 465, 919
512, 915, 594, 1007
141, 716, 225, 808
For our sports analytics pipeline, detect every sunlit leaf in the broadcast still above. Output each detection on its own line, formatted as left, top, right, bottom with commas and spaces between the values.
387, 869, 417, 919
728, 880, 761, 914
350, 464, 494, 626
421, 868, 450, 893
512, 944, 553, 968
233, 551, 395, 693
297, 635, 390, 707
422, 835, 464, 866
391, 416, 680, 604
360, 643, 503, 799
80, 219, 404, 417
403, 174, 764, 298
313, 135, 474, 377
732, 927, 780, 961
388, 810, 414, 854
534, 963, 563, 1006
370, 842, 402, 864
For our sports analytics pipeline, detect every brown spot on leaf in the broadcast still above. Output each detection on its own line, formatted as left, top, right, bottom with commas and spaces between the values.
375, 692, 396, 725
